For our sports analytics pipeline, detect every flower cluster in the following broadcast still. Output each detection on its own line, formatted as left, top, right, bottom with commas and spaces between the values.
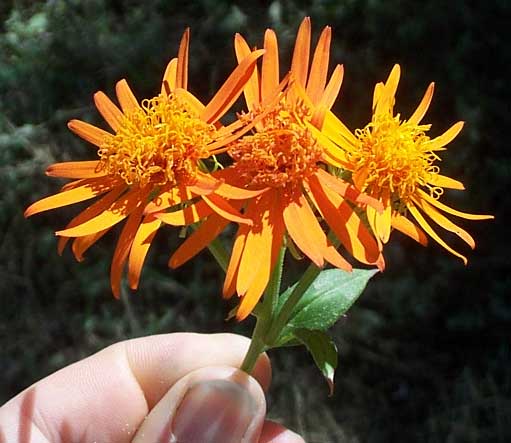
26, 19, 492, 320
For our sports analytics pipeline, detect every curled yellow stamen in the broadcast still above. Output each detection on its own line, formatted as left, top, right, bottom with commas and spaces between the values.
98, 93, 215, 187
229, 96, 322, 188
351, 113, 442, 202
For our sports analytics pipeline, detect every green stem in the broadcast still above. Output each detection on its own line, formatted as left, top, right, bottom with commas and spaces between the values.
240, 315, 268, 373
265, 262, 321, 345
240, 247, 286, 373
264, 246, 286, 316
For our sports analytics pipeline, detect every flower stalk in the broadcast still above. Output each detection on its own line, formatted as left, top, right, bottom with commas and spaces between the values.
264, 262, 321, 346
240, 249, 324, 374
240, 246, 286, 373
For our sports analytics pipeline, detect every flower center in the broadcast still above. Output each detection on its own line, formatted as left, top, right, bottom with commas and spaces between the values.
228, 96, 322, 188
351, 113, 441, 202
98, 94, 215, 187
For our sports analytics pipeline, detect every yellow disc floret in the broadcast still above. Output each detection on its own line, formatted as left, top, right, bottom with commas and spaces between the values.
228, 96, 323, 188
98, 94, 215, 187
351, 113, 442, 202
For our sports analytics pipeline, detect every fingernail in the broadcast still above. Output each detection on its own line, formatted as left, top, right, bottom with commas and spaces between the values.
170, 379, 257, 443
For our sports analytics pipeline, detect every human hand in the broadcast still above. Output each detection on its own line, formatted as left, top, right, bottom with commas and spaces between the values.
0, 333, 304, 443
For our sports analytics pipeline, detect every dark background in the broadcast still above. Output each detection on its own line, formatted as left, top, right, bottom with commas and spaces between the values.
1, 1, 509, 442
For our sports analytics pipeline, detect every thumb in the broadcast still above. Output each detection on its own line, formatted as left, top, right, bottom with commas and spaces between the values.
131, 366, 266, 443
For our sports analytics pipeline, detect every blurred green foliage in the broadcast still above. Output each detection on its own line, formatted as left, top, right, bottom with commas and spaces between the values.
1, 1, 510, 441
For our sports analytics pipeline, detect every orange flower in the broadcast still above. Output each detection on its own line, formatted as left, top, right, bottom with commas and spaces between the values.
170, 18, 383, 320
25, 29, 264, 297
323, 64, 493, 262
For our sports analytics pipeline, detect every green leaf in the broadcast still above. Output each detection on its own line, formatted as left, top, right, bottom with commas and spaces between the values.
277, 268, 378, 332
294, 329, 338, 395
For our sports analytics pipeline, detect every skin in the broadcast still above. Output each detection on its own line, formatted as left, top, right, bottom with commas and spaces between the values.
0, 333, 304, 443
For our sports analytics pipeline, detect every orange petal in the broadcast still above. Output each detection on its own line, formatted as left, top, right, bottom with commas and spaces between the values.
46, 161, 105, 179
25, 177, 117, 218
202, 194, 252, 225
170, 213, 230, 269
237, 206, 290, 321
375, 205, 392, 243
111, 206, 144, 298
223, 223, 249, 299
144, 186, 192, 214
268, 198, 286, 262
261, 29, 279, 104
218, 112, 253, 136
308, 174, 380, 264
316, 168, 383, 211
321, 148, 350, 169
427, 173, 465, 190
72, 229, 109, 262
128, 215, 162, 290
190, 170, 266, 200
57, 184, 126, 255
310, 104, 328, 130
115, 79, 139, 114
176, 28, 190, 90
56, 187, 147, 237
306, 122, 350, 167
391, 213, 428, 246
201, 49, 265, 124
375, 64, 400, 116
417, 189, 494, 220
322, 111, 360, 149
425, 121, 464, 150
60, 178, 87, 192
161, 58, 178, 94
282, 190, 324, 268
291, 17, 311, 88
236, 200, 264, 296
186, 172, 222, 196
236, 206, 286, 321
67, 120, 112, 147
412, 196, 475, 249
174, 88, 206, 114
215, 182, 269, 200
284, 188, 351, 271
322, 243, 352, 272
408, 203, 468, 264
236, 193, 275, 296
374, 189, 392, 243
384, 64, 400, 100
236, 276, 267, 320
366, 204, 380, 244
316, 64, 344, 113
94, 91, 124, 131
352, 166, 370, 190
208, 168, 271, 200
206, 100, 275, 153
372, 82, 384, 112
234, 33, 260, 110
408, 82, 434, 125
155, 200, 213, 226
306, 26, 331, 105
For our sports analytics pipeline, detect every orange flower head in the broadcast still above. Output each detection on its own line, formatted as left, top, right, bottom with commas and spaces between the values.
228, 95, 323, 188
325, 64, 493, 263
171, 18, 384, 320
25, 29, 264, 297
352, 113, 437, 202
97, 92, 215, 188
